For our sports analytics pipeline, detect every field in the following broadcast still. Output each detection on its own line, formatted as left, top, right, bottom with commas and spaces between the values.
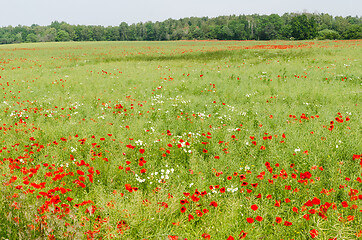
0, 40, 361, 240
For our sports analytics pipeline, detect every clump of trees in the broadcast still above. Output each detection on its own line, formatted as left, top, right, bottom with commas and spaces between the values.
0, 13, 361, 44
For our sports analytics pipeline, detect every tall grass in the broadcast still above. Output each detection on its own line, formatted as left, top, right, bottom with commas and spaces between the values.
0, 40, 361, 239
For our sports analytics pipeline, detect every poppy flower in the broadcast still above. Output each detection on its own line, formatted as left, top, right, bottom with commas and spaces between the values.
246, 218, 254, 223
196, 210, 203, 217
275, 217, 282, 223
201, 233, 210, 239
251, 204, 258, 211
255, 216, 263, 222
180, 206, 186, 213
188, 214, 194, 221
284, 221, 292, 226
239, 231, 247, 239
209, 201, 218, 207
310, 229, 318, 238
303, 214, 310, 221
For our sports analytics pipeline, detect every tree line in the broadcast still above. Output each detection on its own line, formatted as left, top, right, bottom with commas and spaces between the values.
0, 13, 361, 44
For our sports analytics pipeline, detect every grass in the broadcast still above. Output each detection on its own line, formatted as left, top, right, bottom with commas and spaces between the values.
0, 40, 361, 240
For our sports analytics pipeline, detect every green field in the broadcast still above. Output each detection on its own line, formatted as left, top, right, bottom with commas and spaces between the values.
0, 40, 361, 240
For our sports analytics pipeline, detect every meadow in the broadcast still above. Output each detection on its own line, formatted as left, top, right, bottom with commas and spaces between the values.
0, 40, 361, 240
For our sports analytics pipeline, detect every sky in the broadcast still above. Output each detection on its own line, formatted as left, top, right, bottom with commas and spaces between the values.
1, 0, 361, 27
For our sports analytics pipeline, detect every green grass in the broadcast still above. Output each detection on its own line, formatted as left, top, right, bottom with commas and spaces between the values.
0, 40, 361, 240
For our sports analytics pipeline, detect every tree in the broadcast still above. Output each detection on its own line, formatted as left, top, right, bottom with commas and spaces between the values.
55, 30, 70, 42
119, 22, 128, 40
229, 20, 246, 40
291, 14, 317, 40
343, 25, 362, 39
145, 22, 156, 41
26, 33, 38, 42
318, 29, 340, 39
40, 28, 56, 42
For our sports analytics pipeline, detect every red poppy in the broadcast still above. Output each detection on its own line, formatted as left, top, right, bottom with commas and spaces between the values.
209, 201, 218, 207
310, 229, 318, 238
201, 233, 210, 239
251, 204, 258, 211
303, 214, 310, 221
196, 210, 203, 217
275, 217, 282, 223
284, 221, 292, 226
180, 206, 186, 213
255, 216, 263, 222
246, 218, 254, 223
188, 214, 194, 221
341, 201, 348, 207
239, 231, 247, 239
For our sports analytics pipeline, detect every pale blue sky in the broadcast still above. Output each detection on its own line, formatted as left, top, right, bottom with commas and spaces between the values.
1, 0, 361, 27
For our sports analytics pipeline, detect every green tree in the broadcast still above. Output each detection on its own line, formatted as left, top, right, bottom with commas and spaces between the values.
291, 14, 317, 40
318, 29, 340, 40
119, 22, 128, 41
343, 25, 362, 39
40, 28, 56, 42
26, 33, 38, 42
55, 30, 70, 42
145, 22, 156, 41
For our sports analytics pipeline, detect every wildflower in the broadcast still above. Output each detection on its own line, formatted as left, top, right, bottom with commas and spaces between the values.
255, 216, 263, 222
310, 229, 318, 238
284, 221, 292, 226
251, 204, 258, 211
246, 218, 254, 223
209, 201, 218, 207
